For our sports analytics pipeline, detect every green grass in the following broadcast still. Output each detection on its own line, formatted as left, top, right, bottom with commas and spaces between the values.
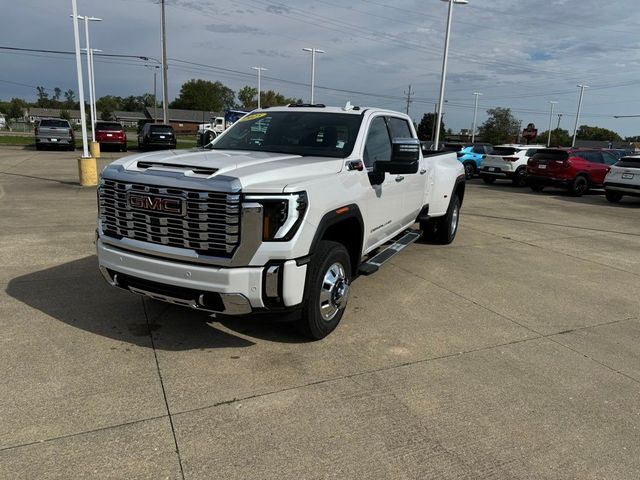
0, 135, 197, 150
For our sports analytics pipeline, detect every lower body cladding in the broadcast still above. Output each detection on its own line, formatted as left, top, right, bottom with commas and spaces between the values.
605, 182, 640, 197
97, 239, 307, 315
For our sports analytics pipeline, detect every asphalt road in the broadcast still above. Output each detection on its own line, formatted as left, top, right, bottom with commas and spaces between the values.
1, 147, 639, 479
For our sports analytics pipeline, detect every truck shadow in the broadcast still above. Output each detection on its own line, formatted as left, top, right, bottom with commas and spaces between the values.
5, 255, 306, 351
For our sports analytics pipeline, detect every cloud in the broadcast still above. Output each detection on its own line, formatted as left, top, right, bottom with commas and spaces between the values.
265, 5, 290, 15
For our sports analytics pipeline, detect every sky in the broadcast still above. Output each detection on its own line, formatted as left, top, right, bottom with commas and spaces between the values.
2, 0, 640, 137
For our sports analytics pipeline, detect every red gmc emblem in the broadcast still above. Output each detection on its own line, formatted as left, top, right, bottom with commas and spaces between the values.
127, 193, 184, 215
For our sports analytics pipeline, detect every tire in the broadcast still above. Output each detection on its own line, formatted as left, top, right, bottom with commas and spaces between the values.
420, 194, 461, 245
569, 175, 589, 197
529, 183, 544, 192
463, 162, 475, 180
35, 144, 43, 151
481, 175, 496, 184
121, 145, 128, 152
512, 167, 527, 187
295, 240, 351, 340
67, 144, 75, 151
605, 190, 623, 203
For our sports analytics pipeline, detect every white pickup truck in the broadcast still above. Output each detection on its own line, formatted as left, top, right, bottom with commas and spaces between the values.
96, 105, 465, 339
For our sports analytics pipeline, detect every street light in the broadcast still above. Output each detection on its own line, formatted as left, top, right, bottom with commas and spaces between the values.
251, 66, 267, 109
145, 64, 160, 122
302, 48, 325, 104
547, 101, 558, 147
572, 84, 589, 147
433, 0, 468, 150
69, 1, 89, 160
72, 15, 102, 142
471, 91, 482, 144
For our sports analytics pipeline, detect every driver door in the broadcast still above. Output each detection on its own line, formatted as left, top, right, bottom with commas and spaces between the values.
362, 116, 405, 251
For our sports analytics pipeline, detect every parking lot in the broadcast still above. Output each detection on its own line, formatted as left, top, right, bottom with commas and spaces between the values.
1, 146, 639, 479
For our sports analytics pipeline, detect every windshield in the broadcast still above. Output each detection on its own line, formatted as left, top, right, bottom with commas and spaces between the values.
615, 157, 640, 169
211, 111, 364, 158
489, 147, 519, 155
149, 125, 174, 134
39, 119, 69, 128
96, 122, 123, 131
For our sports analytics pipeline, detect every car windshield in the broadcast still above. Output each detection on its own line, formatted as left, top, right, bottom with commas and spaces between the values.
532, 150, 569, 162
211, 111, 364, 158
149, 125, 174, 134
39, 119, 69, 128
489, 147, 518, 155
615, 157, 640, 169
96, 122, 123, 131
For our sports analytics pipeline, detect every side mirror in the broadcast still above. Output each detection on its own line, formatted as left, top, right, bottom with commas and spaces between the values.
374, 138, 420, 175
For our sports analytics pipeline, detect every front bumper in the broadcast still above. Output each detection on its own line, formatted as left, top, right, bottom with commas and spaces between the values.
97, 238, 307, 315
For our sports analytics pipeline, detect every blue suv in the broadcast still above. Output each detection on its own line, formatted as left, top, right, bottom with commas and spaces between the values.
457, 144, 492, 179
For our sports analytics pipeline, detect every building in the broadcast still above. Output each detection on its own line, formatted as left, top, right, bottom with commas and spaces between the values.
146, 107, 223, 134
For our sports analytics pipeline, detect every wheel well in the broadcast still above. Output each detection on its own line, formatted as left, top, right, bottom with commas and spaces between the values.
575, 172, 590, 183
454, 181, 466, 205
320, 217, 362, 273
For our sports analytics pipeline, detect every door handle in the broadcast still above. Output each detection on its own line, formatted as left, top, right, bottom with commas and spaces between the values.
395, 175, 405, 182
419, 169, 427, 175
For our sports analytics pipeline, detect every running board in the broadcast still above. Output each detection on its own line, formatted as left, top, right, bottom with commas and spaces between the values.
358, 230, 422, 276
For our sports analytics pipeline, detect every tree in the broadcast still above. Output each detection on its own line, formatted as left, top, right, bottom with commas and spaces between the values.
237, 85, 301, 109
5, 98, 27, 120
96, 95, 120, 121
63, 89, 76, 108
479, 108, 520, 145
416, 112, 444, 141
237, 86, 257, 109
35, 86, 50, 107
535, 128, 572, 147
576, 125, 622, 142
60, 109, 72, 123
52, 87, 62, 103
170, 79, 235, 111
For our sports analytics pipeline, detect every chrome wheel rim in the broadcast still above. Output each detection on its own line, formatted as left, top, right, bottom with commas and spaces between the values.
450, 203, 459, 234
319, 262, 349, 321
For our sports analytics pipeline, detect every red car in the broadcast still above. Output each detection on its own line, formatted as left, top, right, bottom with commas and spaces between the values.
95, 121, 127, 152
527, 148, 618, 196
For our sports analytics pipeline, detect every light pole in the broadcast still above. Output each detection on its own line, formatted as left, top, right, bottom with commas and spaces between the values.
160, 0, 169, 124
471, 91, 482, 144
70, 0, 89, 159
547, 101, 558, 147
433, 0, 468, 151
145, 64, 160, 122
302, 48, 325, 104
251, 66, 267, 109
572, 84, 589, 147
72, 15, 102, 141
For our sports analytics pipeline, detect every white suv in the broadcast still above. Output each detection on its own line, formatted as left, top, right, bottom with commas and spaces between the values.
603, 154, 640, 202
480, 144, 544, 187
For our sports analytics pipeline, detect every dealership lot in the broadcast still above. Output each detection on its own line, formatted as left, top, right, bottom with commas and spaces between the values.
1, 147, 639, 479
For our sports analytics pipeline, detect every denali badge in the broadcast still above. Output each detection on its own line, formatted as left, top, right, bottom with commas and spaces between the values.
127, 193, 185, 215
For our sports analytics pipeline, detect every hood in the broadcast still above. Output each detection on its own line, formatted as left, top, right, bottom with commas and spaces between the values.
105, 149, 344, 193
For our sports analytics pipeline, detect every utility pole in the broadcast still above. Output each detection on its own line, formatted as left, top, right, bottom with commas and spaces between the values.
404, 85, 412, 115
557, 113, 563, 130
160, 0, 169, 124
70, 0, 89, 159
572, 84, 589, 147
517, 120, 523, 144
471, 92, 482, 144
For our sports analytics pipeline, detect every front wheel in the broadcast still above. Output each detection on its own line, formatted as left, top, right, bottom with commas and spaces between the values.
463, 162, 475, 180
605, 190, 623, 203
481, 175, 496, 184
295, 240, 351, 340
420, 194, 461, 245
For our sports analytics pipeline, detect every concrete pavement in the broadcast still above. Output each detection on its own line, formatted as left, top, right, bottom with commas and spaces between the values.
1, 146, 639, 479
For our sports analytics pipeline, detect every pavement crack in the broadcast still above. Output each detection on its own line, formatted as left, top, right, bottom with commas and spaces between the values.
142, 298, 186, 480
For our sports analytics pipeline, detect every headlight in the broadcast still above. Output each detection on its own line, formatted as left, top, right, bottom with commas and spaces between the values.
244, 192, 308, 241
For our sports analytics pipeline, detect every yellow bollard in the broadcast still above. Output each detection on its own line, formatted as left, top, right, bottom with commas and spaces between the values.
77, 156, 98, 187
90, 141, 101, 159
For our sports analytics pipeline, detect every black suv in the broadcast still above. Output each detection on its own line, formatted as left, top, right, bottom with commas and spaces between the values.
137, 124, 176, 151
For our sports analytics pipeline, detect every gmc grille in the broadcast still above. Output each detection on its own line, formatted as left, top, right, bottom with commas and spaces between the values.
98, 179, 240, 257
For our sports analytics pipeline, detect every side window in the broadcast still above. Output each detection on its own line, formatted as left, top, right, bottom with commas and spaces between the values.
387, 117, 413, 139
363, 117, 392, 168
602, 152, 617, 165
472, 146, 485, 154
585, 152, 603, 164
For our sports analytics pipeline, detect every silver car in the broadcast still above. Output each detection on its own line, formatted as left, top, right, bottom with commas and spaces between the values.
35, 118, 75, 151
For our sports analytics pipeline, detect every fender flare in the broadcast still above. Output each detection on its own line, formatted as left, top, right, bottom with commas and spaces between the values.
308, 204, 364, 262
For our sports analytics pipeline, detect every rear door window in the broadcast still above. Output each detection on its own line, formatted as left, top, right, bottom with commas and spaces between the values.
602, 152, 618, 165
532, 150, 569, 162
149, 125, 174, 134
96, 122, 123, 131
472, 146, 486, 154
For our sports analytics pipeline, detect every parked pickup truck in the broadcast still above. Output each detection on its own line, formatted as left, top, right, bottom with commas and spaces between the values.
96, 105, 465, 339
35, 118, 75, 151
